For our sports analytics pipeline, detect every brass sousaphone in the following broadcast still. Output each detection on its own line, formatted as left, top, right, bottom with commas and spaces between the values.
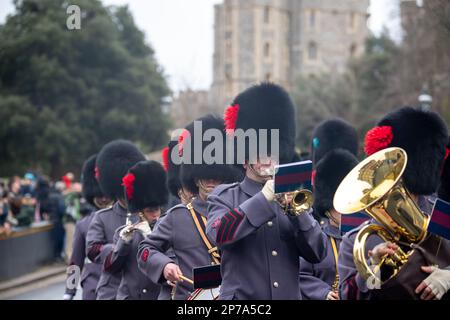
333, 147, 430, 285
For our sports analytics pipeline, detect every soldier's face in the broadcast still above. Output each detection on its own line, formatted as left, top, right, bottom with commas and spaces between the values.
94, 196, 114, 209
247, 157, 278, 181
178, 188, 194, 204
143, 206, 161, 221
197, 179, 222, 198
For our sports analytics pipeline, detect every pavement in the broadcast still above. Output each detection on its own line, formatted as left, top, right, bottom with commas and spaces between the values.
0, 262, 81, 300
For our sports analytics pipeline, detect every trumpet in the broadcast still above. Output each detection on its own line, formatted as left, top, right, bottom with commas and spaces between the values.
276, 189, 314, 216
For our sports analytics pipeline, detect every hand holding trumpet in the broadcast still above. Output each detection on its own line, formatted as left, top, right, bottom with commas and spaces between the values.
119, 220, 152, 243
261, 179, 299, 206
119, 224, 135, 243
261, 179, 312, 216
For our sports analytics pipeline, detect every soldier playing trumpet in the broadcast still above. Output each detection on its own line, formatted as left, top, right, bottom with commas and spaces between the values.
104, 160, 169, 300
86, 140, 145, 300
206, 83, 327, 300
138, 114, 242, 300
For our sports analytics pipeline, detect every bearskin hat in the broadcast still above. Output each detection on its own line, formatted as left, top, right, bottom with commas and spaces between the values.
364, 107, 448, 195
224, 82, 296, 164
313, 149, 359, 218
122, 160, 168, 213
162, 139, 183, 198
96, 140, 146, 200
179, 114, 243, 195
311, 118, 359, 166
81, 154, 104, 207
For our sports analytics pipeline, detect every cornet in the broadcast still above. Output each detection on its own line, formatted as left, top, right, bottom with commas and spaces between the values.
276, 189, 314, 216
123, 212, 152, 237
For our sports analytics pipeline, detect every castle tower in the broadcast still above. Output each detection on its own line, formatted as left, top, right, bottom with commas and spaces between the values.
210, 0, 370, 112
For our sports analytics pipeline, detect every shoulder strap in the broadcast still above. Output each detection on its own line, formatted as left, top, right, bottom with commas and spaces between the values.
187, 202, 220, 265
329, 236, 340, 291
330, 236, 339, 270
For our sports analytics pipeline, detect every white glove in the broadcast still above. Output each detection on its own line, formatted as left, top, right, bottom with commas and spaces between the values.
422, 266, 450, 300
63, 293, 74, 300
368, 241, 399, 265
134, 221, 152, 237
326, 291, 340, 300
261, 179, 275, 202
119, 225, 134, 243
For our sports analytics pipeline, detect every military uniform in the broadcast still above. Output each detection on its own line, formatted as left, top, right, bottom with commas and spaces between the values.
64, 153, 110, 300
65, 213, 102, 300
338, 107, 450, 300
299, 220, 341, 300
206, 177, 327, 300
105, 225, 161, 300
86, 202, 138, 299
137, 114, 240, 300
103, 160, 170, 300
138, 198, 216, 300
87, 140, 146, 300
302, 135, 358, 300
207, 83, 327, 300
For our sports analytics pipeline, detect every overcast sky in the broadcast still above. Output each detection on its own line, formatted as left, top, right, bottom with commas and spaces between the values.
0, 0, 402, 92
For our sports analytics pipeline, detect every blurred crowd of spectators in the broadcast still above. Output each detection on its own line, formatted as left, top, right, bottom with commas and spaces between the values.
0, 172, 94, 262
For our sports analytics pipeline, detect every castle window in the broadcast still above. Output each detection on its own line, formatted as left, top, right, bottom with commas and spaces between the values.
225, 63, 232, 79
350, 43, 357, 57
226, 41, 232, 58
264, 6, 270, 24
264, 43, 271, 58
309, 10, 316, 29
265, 73, 272, 81
226, 7, 232, 25
308, 42, 317, 61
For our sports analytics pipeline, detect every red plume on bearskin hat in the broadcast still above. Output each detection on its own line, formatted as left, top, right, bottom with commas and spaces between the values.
122, 160, 168, 213
365, 107, 448, 195
161, 147, 169, 172
180, 114, 244, 195
224, 83, 296, 164
96, 140, 146, 200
